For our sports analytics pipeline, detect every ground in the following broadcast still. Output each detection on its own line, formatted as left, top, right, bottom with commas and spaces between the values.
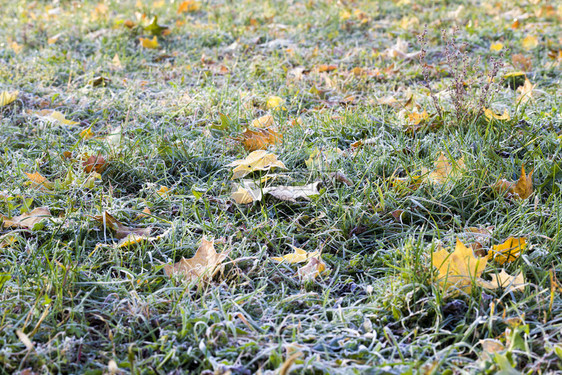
0, 0, 562, 374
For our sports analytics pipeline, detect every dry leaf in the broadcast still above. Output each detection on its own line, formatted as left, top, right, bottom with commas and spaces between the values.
484, 108, 510, 121
30, 109, 79, 125
490, 42, 504, 51
93, 211, 151, 239
0, 91, 18, 107
305, 147, 342, 170
83, 155, 107, 173
512, 54, 532, 71
493, 165, 533, 199
140, 36, 159, 49
178, 0, 201, 13
79, 127, 95, 139
250, 114, 275, 128
156, 185, 171, 197
117, 229, 170, 248
227, 150, 286, 179
480, 339, 505, 360
266, 96, 285, 110
297, 256, 326, 281
0, 233, 19, 248
516, 78, 536, 105
432, 239, 488, 294
407, 110, 429, 125
272, 246, 319, 263
1, 207, 51, 229
422, 152, 465, 184
25, 172, 55, 191
522, 35, 538, 50
266, 182, 320, 202
488, 237, 526, 264
481, 269, 525, 293
163, 238, 229, 282
238, 128, 282, 151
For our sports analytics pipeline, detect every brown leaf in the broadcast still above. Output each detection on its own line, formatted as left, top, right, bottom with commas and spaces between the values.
297, 256, 326, 281
93, 211, 151, 239
238, 128, 282, 151
83, 155, 107, 173
1, 207, 51, 229
163, 238, 229, 282
493, 165, 533, 199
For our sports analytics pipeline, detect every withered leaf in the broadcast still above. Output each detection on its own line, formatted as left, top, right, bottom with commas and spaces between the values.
163, 238, 229, 282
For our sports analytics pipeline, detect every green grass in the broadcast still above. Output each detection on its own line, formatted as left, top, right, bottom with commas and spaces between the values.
1, 0, 561, 373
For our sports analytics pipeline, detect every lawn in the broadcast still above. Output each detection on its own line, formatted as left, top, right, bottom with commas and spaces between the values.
1, 0, 561, 373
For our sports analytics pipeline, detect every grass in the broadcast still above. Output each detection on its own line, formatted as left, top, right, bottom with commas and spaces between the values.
0, 0, 561, 373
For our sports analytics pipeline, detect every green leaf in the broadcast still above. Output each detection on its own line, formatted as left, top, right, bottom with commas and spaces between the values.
144, 16, 169, 36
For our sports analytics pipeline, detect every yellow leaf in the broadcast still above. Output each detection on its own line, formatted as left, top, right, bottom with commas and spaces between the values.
80, 127, 95, 139
432, 238, 488, 295
493, 165, 533, 200
238, 128, 282, 151
117, 229, 170, 248
227, 150, 286, 179
305, 147, 342, 170
266, 96, 285, 110
30, 109, 79, 125
422, 152, 465, 184
177, 0, 201, 13
163, 238, 229, 282
156, 185, 171, 197
0, 91, 18, 107
93, 211, 151, 239
490, 42, 504, 51
140, 36, 159, 49
1, 207, 51, 229
251, 114, 275, 128
272, 246, 319, 263
484, 108, 510, 121
522, 35, 538, 50
25, 172, 55, 190
297, 256, 326, 281
516, 78, 536, 105
407, 110, 429, 125
481, 269, 525, 293
0, 233, 19, 248
488, 237, 526, 264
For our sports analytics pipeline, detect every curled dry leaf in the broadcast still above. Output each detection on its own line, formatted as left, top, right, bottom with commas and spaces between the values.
227, 150, 286, 179
329, 171, 353, 186
488, 237, 526, 264
1, 207, 51, 229
0, 91, 18, 107
93, 211, 151, 239
83, 155, 107, 173
163, 238, 229, 282
272, 246, 319, 263
432, 239, 488, 294
422, 152, 465, 184
238, 128, 282, 151
25, 172, 55, 191
484, 108, 510, 121
493, 165, 533, 200
297, 256, 326, 281
231, 180, 320, 204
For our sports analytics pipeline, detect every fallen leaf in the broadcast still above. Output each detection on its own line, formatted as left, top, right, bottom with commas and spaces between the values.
488, 237, 526, 264
93, 211, 151, 239
135, 207, 151, 220
251, 114, 275, 128
156, 185, 171, 197
266, 96, 285, 110
238, 128, 282, 151
227, 150, 286, 179
140, 36, 159, 49
516, 78, 536, 105
522, 35, 538, 50
272, 246, 320, 263
297, 256, 326, 281
0, 233, 19, 248
83, 155, 107, 173
512, 54, 532, 71
30, 109, 79, 125
493, 165, 533, 199
117, 228, 170, 248
480, 339, 505, 360
1, 207, 51, 229
79, 127, 95, 139
432, 239, 488, 294
422, 152, 465, 184
0, 91, 18, 107
178, 0, 201, 13
25, 172, 55, 190
163, 238, 229, 282
144, 16, 169, 36
329, 171, 353, 186
490, 42, 504, 51
316, 64, 337, 73
481, 269, 525, 293
266, 182, 321, 202
407, 110, 429, 125
484, 108, 510, 121
305, 147, 342, 170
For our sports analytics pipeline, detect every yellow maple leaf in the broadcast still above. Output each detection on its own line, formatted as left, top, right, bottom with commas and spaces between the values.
238, 128, 282, 151
484, 108, 510, 121
432, 239, 488, 294
251, 114, 275, 128
488, 237, 526, 264
227, 150, 286, 179
522, 35, 538, 50
156, 185, 171, 197
422, 152, 465, 184
407, 110, 429, 125
266, 96, 285, 110
1, 207, 51, 230
25, 172, 55, 190
272, 246, 320, 263
493, 165, 533, 200
140, 36, 159, 49
516, 78, 536, 105
163, 238, 229, 282
79, 127, 95, 139
0, 91, 18, 107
